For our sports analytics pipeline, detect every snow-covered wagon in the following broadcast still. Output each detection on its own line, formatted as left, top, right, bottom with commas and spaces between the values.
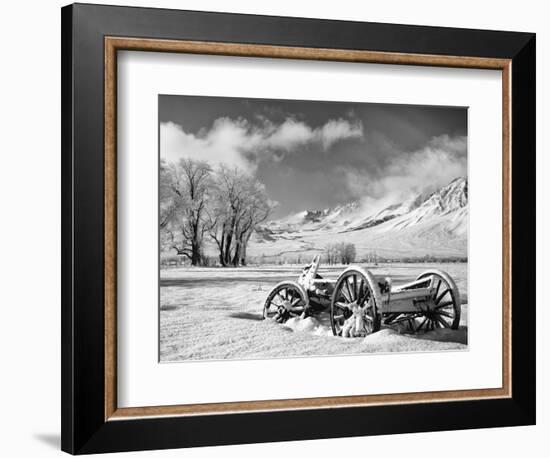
263, 255, 461, 337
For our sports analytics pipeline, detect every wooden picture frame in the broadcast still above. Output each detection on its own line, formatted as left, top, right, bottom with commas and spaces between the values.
61, 3, 535, 454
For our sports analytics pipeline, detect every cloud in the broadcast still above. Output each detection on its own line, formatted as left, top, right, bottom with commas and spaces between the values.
319, 119, 363, 150
160, 117, 363, 171
343, 134, 467, 214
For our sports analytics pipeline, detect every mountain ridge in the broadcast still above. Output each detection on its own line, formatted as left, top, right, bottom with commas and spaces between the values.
250, 177, 468, 259
265, 177, 467, 233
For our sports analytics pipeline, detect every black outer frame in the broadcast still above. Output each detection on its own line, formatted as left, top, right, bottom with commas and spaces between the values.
61, 3, 536, 455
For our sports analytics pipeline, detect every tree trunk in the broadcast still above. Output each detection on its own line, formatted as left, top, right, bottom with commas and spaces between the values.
240, 242, 247, 266
232, 235, 243, 266
240, 231, 253, 266
191, 237, 202, 266
217, 230, 226, 266
223, 229, 233, 266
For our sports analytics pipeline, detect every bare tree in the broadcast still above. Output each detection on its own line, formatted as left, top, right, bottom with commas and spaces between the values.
231, 178, 272, 266
206, 165, 273, 267
326, 242, 356, 265
325, 243, 340, 265
205, 166, 244, 266
160, 158, 212, 266
340, 242, 357, 264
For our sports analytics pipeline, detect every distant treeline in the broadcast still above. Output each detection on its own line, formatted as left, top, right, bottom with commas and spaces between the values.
247, 246, 466, 266
380, 256, 468, 263
246, 254, 468, 266
161, 244, 467, 268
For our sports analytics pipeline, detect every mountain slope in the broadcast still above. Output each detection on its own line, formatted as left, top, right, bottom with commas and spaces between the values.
250, 177, 468, 259
349, 177, 467, 233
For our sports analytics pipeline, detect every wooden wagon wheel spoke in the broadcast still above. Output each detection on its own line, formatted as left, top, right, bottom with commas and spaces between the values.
435, 300, 453, 309
383, 313, 400, 324
436, 310, 454, 325
386, 313, 403, 324
268, 296, 284, 309
434, 279, 442, 298
333, 299, 350, 319
335, 301, 350, 310
357, 278, 365, 302
357, 279, 369, 306
287, 288, 297, 302
285, 290, 304, 313
340, 286, 353, 304
344, 277, 355, 302
434, 314, 451, 328
435, 288, 451, 304
352, 275, 359, 301
287, 288, 293, 301
416, 317, 429, 332
334, 300, 351, 321
290, 296, 302, 307
360, 285, 371, 307
437, 310, 454, 319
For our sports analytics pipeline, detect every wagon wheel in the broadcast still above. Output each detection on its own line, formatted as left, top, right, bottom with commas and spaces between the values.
263, 282, 307, 323
330, 269, 381, 337
408, 271, 461, 332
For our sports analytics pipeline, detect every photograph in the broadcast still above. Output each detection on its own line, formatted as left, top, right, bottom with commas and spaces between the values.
159, 95, 469, 362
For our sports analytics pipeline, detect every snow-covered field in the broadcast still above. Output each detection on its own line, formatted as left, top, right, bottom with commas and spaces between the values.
160, 262, 468, 362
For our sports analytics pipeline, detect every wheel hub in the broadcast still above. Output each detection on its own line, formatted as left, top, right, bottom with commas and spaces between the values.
341, 302, 370, 338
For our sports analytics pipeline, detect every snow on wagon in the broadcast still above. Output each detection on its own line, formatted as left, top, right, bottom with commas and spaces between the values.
263, 255, 461, 337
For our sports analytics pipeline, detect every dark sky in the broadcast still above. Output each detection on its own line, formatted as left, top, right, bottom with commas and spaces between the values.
159, 94, 467, 219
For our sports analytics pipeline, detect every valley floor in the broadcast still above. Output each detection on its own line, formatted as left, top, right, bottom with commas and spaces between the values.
160, 262, 468, 362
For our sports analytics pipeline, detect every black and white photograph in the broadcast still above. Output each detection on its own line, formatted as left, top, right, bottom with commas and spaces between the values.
159, 95, 468, 362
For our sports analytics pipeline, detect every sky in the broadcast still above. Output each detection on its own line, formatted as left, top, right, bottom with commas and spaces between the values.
159, 95, 467, 219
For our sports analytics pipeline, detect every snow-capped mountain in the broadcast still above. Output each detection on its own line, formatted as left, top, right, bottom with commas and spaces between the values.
265, 200, 361, 232
252, 177, 468, 259
349, 177, 467, 233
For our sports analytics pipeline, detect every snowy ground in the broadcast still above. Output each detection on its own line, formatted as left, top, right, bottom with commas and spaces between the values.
160, 263, 468, 362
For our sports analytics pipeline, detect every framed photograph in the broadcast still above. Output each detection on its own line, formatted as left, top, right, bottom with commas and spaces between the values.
61, 3, 536, 454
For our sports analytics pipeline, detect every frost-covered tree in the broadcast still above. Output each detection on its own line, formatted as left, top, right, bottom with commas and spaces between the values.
340, 242, 357, 264
206, 165, 273, 266
160, 158, 212, 266
326, 242, 356, 265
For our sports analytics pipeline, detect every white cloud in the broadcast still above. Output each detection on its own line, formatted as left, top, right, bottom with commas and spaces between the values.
319, 119, 363, 150
344, 135, 467, 214
160, 117, 362, 171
